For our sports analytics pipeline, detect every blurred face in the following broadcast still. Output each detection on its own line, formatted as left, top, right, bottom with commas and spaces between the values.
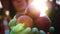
12, 0, 27, 12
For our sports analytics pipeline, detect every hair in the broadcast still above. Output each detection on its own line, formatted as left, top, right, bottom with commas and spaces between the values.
8, 0, 28, 18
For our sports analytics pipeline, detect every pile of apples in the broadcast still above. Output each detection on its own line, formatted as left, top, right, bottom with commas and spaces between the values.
9, 5, 55, 34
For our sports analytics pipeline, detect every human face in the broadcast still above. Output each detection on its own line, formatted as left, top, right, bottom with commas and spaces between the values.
12, 0, 27, 12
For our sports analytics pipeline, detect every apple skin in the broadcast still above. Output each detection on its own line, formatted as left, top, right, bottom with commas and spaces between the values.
20, 27, 31, 34
35, 16, 51, 32
49, 26, 55, 33
16, 15, 34, 28
32, 27, 39, 34
26, 5, 40, 19
39, 30, 46, 34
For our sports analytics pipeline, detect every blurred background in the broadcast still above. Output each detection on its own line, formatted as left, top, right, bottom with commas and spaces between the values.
0, 0, 60, 34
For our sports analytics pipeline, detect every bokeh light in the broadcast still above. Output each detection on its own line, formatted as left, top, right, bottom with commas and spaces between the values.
56, 0, 60, 5
5, 10, 10, 16
0, 1, 3, 8
49, 0, 53, 2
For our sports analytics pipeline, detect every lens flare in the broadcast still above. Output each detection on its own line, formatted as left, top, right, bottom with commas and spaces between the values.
31, 0, 48, 17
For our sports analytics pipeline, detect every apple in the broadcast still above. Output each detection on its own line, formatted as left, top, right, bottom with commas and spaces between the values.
32, 27, 39, 34
16, 15, 34, 28
49, 26, 55, 33
26, 5, 40, 19
9, 18, 16, 29
20, 27, 31, 34
39, 30, 46, 34
12, 24, 25, 32
10, 30, 17, 34
35, 16, 51, 32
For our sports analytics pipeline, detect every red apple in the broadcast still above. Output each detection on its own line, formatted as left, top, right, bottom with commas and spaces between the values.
35, 16, 51, 32
26, 5, 40, 19
16, 15, 33, 28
